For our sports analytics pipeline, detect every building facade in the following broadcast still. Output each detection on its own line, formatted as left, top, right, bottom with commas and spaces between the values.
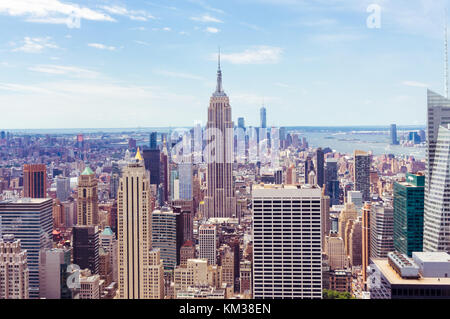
23, 164, 46, 198
0, 198, 52, 298
394, 173, 425, 257
199, 224, 217, 266
0, 235, 29, 299
117, 158, 163, 299
370, 203, 394, 259
204, 58, 236, 218
353, 150, 371, 202
252, 185, 322, 299
424, 90, 450, 253
76, 166, 99, 226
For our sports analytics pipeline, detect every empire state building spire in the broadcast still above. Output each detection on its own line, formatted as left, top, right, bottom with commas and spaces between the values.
214, 48, 226, 97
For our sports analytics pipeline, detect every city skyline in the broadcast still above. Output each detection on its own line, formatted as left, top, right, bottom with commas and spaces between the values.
1, 0, 450, 129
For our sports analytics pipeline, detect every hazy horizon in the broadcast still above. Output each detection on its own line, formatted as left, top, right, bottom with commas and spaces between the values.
0, 1, 447, 128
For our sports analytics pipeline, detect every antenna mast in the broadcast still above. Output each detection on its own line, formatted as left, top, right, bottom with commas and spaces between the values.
445, 9, 448, 98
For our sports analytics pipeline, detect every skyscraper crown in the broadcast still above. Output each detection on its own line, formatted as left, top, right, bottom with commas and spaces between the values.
213, 48, 227, 97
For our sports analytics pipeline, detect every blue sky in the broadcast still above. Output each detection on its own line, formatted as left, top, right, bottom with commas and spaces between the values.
0, 0, 448, 129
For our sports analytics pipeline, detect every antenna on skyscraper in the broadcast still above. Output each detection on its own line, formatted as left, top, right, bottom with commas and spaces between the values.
218, 46, 221, 70
445, 8, 448, 98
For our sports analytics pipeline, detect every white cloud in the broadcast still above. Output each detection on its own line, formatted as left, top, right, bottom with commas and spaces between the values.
134, 40, 150, 46
274, 82, 291, 88
0, 82, 54, 94
130, 26, 146, 31
205, 27, 220, 33
240, 22, 262, 31
152, 27, 171, 32
29, 65, 99, 78
216, 46, 283, 64
402, 81, 429, 88
100, 5, 155, 21
190, 15, 223, 23
12, 37, 59, 53
88, 43, 116, 51
155, 70, 205, 81
188, 0, 225, 15
0, 0, 115, 26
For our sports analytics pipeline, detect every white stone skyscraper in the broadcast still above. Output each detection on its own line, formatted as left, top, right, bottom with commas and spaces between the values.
0, 235, 29, 299
117, 152, 163, 299
424, 90, 450, 252
205, 53, 236, 218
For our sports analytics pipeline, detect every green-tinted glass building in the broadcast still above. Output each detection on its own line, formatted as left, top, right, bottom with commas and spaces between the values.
393, 173, 425, 257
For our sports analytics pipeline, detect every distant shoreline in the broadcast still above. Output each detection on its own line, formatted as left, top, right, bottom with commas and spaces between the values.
2, 125, 426, 135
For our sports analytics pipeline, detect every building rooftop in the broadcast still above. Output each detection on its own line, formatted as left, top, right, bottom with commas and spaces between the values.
199, 224, 216, 229
413, 252, 450, 263
372, 258, 450, 285
253, 184, 321, 190
101, 227, 114, 236
81, 166, 94, 176
354, 150, 369, 156
0, 197, 51, 204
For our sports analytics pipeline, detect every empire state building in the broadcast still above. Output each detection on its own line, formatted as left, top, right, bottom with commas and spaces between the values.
205, 54, 236, 218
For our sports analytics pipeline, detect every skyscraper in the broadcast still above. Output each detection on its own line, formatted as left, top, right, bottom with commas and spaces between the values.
260, 106, 267, 129
99, 227, 118, 283
304, 156, 314, 184
149, 132, 158, 150
199, 224, 217, 266
23, 164, 46, 198
325, 159, 340, 206
370, 203, 394, 258
117, 155, 163, 299
72, 225, 99, 275
347, 191, 363, 211
252, 185, 322, 299
424, 90, 450, 253
353, 150, 371, 202
76, 166, 99, 226
315, 148, 325, 188
349, 217, 362, 267
56, 176, 71, 202
326, 236, 347, 270
160, 141, 169, 204
338, 202, 358, 254
362, 203, 371, 284
390, 124, 399, 145
143, 149, 161, 186
0, 235, 29, 299
0, 198, 52, 298
151, 208, 184, 270
170, 169, 179, 201
39, 247, 72, 299
237, 117, 245, 129
321, 195, 331, 248
219, 245, 234, 289
394, 173, 425, 257
205, 54, 236, 218
179, 163, 193, 200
